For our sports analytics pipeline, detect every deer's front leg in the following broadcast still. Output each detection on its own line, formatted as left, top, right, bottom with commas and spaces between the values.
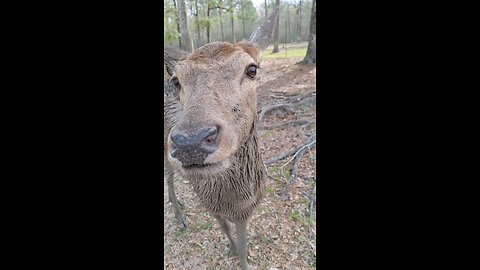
235, 219, 250, 270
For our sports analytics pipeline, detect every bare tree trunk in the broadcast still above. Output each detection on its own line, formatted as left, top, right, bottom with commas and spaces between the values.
219, 8, 225, 41
299, 0, 315, 64
264, 0, 268, 18
195, 0, 201, 48
230, 0, 236, 43
241, 2, 246, 38
207, 2, 211, 43
177, 0, 193, 52
172, 0, 182, 48
287, 5, 291, 43
272, 0, 280, 53
296, 0, 302, 42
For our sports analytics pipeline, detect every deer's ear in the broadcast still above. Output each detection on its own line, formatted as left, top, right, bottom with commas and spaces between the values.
164, 46, 189, 76
236, 42, 261, 64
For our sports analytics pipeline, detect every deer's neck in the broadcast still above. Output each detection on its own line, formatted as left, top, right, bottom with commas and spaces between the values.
232, 119, 265, 183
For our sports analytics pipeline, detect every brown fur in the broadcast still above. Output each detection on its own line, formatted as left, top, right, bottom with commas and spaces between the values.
164, 41, 266, 269
187, 42, 261, 64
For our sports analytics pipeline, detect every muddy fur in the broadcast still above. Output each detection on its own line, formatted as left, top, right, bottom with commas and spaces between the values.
164, 43, 265, 223
164, 64, 265, 223
164, 43, 266, 270
183, 119, 265, 222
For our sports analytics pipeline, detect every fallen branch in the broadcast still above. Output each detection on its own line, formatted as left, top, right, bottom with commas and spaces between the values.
270, 90, 316, 98
260, 119, 315, 130
303, 184, 316, 221
269, 94, 289, 100
258, 96, 316, 126
289, 96, 316, 106
287, 146, 308, 184
258, 104, 294, 125
264, 163, 277, 181
300, 120, 317, 129
279, 137, 316, 195
264, 135, 316, 166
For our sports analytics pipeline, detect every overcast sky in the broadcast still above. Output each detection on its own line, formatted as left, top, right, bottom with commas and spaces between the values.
251, 0, 264, 8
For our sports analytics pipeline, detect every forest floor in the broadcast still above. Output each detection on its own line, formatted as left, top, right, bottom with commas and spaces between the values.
164, 54, 317, 270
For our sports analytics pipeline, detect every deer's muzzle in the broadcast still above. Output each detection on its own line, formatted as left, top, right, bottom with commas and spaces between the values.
169, 126, 220, 167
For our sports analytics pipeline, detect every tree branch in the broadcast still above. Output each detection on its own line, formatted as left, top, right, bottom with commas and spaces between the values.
260, 119, 315, 130
264, 134, 316, 166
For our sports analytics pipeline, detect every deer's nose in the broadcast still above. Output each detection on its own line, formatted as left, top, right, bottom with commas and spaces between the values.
170, 126, 219, 166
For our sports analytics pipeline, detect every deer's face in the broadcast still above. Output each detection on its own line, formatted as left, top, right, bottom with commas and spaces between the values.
166, 42, 261, 176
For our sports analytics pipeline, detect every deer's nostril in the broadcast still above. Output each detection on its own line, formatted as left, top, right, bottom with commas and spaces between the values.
171, 132, 188, 147
170, 147, 177, 158
201, 126, 219, 146
169, 126, 220, 165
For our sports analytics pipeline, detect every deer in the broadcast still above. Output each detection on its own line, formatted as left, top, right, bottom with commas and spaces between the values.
164, 8, 279, 270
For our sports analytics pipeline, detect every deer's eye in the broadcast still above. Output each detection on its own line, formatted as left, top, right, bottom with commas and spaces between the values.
246, 65, 257, 78
171, 77, 181, 89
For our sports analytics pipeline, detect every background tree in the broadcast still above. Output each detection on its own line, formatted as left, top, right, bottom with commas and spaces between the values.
194, 0, 202, 48
298, 0, 315, 64
295, 0, 302, 42
218, 6, 225, 41
177, 0, 193, 52
237, 0, 257, 39
164, 0, 313, 50
164, 0, 181, 46
264, 0, 268, 17
229, 0, 236, 43
272, 0, 280, 53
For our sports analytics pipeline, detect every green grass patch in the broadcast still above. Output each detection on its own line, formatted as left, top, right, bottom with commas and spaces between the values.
174, 228, 187, 237
267, 165, 282, 181
199, 221, 213, 230
262, 47, 307, 59
259, 130, 271, 139
290, 210, 314, 227
289, 210, 302, 222
299, 197, 309, 205
298, 236, 306, 244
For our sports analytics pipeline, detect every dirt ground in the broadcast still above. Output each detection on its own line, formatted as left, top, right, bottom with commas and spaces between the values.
164, 56, 317, 270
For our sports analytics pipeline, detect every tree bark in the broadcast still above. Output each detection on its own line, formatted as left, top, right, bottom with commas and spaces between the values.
218, 8, 225, 41
296, 0, 302, 42
172, 0, 182, 48
230, 0, 236, 43
241, 1, 246, 38
299, 0, 315, 64
207, 2, 211, 43
272, 0, 280, 53
177, 0, 193, 52
195, 0, 201, 48
264, 0, 268, 18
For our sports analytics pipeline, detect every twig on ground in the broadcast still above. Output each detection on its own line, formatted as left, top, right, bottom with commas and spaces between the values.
264, 163, 277, 181
258, 96, 316, 126
299, 120, 317, 129
258, 104, 294, 125
270, 90, 316, 98
265, 135, 316, 166
287, 95, 316, 107
260, 119, 315, 130
269, 94, 289, 99
286, 147, 307, 183
305, 184, 316, 221
281, 137, 316, 195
